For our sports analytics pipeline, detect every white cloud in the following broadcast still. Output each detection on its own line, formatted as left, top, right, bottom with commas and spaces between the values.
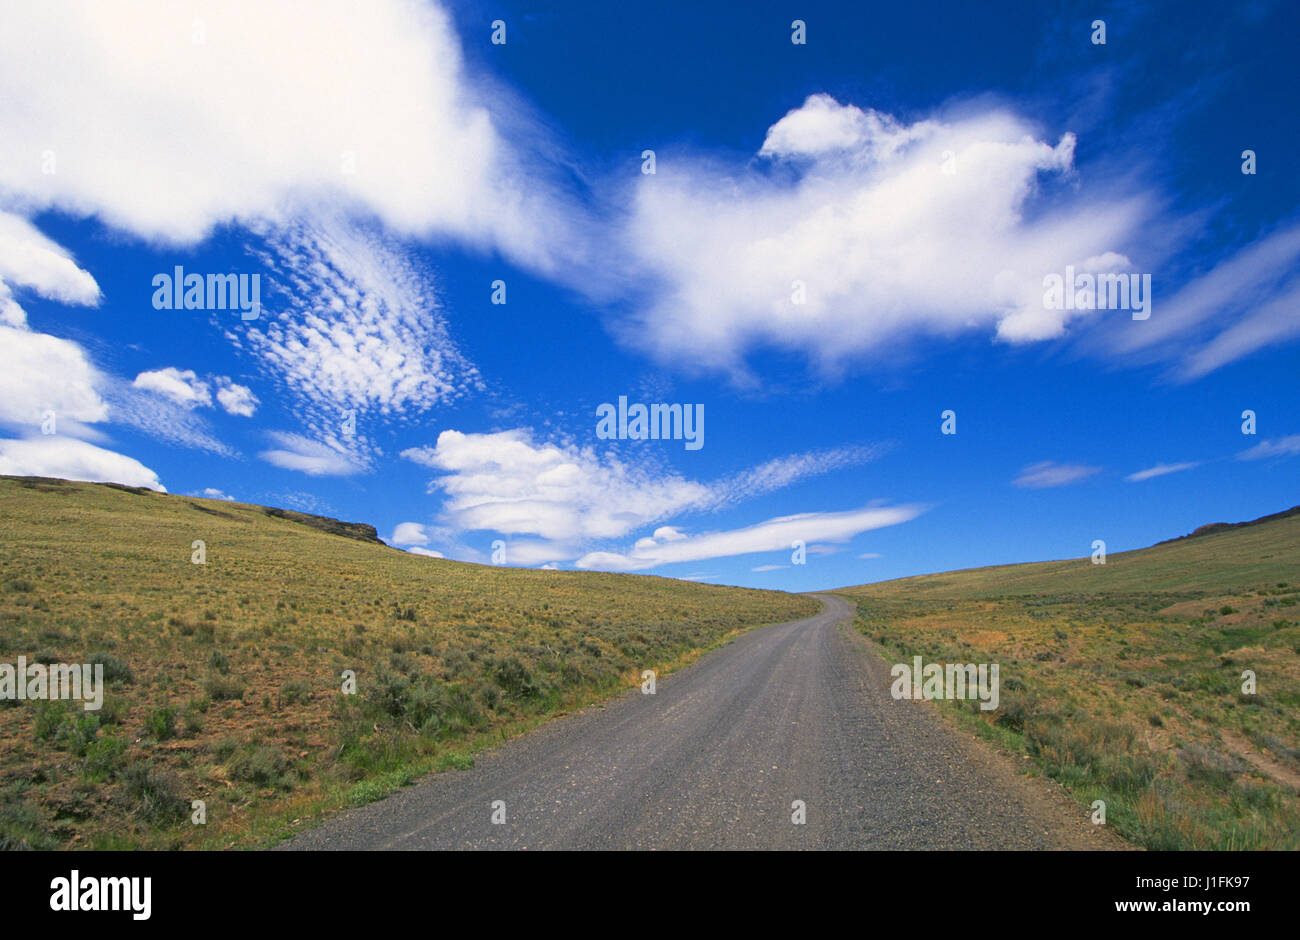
751, 564, 788, 572
1126, 461, 1200, 482
858, 552, 883, 559
0, 436, 164, 491
0, 211, 106, 433
402, 429, 712, 543
406, 547, 444, 558
233, 215, 480, 452
259, 431, 364, 476
0, 210, 100, 327
215, 379, 258, 417
760, 94, 933, 161
0, 325, 109, 431
653, 526, 689, 542
0, 0, 579, 270
1012, 461, 1101, 488
200, 488, 235, 501
710, 444, 890, 507
1237, 435, 1300, 461
401, 429, 893, 566
390, 522, 430, 546
623, 95, 1149, 376
133, 368, 212, 408
576, 504, 924, 571
106, 386, 232, 456
1101, 222, 1300, 380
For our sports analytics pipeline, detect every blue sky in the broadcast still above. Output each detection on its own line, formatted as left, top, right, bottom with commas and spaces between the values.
0, 0, 1296, 591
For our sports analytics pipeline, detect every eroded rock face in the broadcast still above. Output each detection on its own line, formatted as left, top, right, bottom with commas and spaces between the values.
261, 506, 381, 544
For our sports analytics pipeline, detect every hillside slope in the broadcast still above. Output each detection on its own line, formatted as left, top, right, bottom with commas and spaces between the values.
834, 507, 1300, 849
0, 476, 816, 849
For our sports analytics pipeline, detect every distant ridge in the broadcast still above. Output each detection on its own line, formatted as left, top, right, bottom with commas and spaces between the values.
1155, 504, 1300, 546
260, 506, 382, 545
0, 475, 383, 546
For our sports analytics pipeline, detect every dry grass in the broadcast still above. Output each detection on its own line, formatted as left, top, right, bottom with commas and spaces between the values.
0, 476, 816, 849
837, 508, 1300, 850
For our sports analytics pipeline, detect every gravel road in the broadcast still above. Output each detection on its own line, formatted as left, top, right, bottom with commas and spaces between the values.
281, 594, 1125, 850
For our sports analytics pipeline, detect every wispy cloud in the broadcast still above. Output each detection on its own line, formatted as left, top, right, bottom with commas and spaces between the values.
402, 429, 890, 559
259, 431, 364, 476
1125, 461, 1200, 482
1012, 461, 1101, 488
1237, 435, 1300, 461
1100, 221, 1300, 380
576, 504, 925, 571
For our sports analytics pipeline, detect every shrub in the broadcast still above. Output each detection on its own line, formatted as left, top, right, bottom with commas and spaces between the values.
122, 762, 187, 824
0, 795, 55, 850
278, 680, 312, 706
226, 742, 292, 789
493, 655, 542, 699
32, 701, 68, 741
89, 651, 134, 684
143, 706, 176, 741
83, 736, 128, 781
202, 673, 245, 701
58, 711, 101, 756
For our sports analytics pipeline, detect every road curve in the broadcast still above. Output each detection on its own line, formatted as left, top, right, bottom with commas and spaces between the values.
281, 594, 1123, 850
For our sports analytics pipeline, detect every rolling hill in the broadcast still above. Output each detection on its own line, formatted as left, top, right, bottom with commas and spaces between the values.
0, 475, 816, 849
834, 506, 1300, 849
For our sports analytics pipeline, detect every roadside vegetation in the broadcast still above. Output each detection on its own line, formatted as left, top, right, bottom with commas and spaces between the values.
838, 508, 1300, 850
0, 476, 816, 848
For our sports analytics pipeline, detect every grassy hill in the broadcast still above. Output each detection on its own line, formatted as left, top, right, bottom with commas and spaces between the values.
0, 475, 816, 849
836, 507, 1300, 850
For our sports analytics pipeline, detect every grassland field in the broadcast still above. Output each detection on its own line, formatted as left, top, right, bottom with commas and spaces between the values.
837, 507, 1300, 850
0, 476, 816, 849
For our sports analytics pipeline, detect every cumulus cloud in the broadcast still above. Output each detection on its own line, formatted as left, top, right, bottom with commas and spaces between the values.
402, 429, 886, 555
403, 429, 712, 544
0, 0, 583, 271
215, 380, 258, 417
623, 94, 1149, 376
406, 547, 445, 558
200, 488, 235, 501
1126, 461, 1200, 482
390, 522, 431, 546
575, 504, 925, 571
0, 325, 108, 430
0, 437, 164, 491
0, 210, 100, 327
1012, 461, 1100, 488
131, 367, 257, 424
133, 368, 212, 408
760, 95, 932, 161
